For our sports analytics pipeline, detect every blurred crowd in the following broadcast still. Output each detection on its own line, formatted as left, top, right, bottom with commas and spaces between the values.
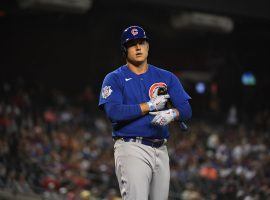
0, 79, 270, 200
169, 117, 270, 200
0, 80, 119, 200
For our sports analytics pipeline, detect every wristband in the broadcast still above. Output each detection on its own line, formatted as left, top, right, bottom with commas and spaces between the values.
171, 109, 177, 121
147, 102, 156, 112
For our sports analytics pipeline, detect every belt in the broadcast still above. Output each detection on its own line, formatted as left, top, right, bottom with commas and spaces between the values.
114, 137, 167, 148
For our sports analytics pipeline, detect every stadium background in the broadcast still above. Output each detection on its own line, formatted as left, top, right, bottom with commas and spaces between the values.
0, 0, 270, 199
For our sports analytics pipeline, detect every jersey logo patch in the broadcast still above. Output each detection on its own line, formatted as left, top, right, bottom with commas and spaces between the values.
125, 78, 132, 81
101, 86, 113, 99
149, 82, 168, 99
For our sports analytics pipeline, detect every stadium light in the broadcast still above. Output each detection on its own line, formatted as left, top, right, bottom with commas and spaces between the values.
171, 12, 234, 33
18, 0, 93, 14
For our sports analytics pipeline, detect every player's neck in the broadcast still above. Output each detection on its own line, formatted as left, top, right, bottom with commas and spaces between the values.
126, 61, 148, 75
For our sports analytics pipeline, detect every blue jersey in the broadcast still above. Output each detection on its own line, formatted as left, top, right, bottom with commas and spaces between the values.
99, 64, 191, 139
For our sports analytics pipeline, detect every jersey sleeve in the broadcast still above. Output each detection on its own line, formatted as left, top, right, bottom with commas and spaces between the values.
168, 73, 192, 121
98, 72, 123, 110
168, 73, 191, 102
98, 72, 142, 122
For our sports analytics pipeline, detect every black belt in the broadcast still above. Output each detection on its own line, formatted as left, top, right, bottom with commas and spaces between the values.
114, 137, 167, 148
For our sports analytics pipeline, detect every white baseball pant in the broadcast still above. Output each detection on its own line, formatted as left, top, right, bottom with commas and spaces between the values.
114, 139, 170, 200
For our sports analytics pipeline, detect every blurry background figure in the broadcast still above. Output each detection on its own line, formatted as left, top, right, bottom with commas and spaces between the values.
80, 190, 91, 200
181, 182, 202, 200
226, 105, 238, 126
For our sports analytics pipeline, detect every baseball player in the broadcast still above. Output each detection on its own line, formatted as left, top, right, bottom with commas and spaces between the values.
99, 26, 192, 200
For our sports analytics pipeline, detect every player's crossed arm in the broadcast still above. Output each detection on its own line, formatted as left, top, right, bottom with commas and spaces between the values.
150, 100, 191, 127
139, 94, 180, 126
139, 94, 170, 115
150, 109, 179, 126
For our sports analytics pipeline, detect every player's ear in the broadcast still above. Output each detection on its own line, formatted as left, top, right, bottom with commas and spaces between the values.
146, 41, 149, 51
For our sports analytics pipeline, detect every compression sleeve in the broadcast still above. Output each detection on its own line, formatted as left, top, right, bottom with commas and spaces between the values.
104, 102, 142, 122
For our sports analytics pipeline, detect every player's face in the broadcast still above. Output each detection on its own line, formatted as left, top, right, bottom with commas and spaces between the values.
126, 39, 149, 65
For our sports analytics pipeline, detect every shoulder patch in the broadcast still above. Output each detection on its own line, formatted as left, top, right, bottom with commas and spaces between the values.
101, 86, 113, 99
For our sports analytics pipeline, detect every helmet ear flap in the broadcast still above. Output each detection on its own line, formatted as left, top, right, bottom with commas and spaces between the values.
121, 45, 127, 57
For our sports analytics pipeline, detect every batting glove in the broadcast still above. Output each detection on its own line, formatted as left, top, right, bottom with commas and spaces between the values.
150, 109, 178, 126
147, 94, 170, 111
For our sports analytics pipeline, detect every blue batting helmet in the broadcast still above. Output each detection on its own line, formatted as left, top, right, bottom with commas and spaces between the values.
121, 25, 149, 54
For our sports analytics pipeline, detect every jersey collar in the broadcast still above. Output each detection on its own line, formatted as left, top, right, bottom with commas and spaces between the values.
122, 64, 151, 78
